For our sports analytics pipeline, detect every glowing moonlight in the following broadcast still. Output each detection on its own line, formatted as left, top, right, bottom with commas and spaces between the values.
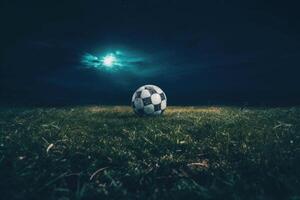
102, 54, 116, 67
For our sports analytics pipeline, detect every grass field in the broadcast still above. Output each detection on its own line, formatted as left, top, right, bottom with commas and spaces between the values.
0, 106, 300, 199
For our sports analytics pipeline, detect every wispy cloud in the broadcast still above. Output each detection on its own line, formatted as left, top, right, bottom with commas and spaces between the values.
80, 49, 165, 77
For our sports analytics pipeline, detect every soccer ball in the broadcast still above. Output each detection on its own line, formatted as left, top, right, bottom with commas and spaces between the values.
132, 85, 167, 116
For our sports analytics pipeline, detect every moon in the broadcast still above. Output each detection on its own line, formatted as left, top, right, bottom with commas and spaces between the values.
102, 54, 116, 67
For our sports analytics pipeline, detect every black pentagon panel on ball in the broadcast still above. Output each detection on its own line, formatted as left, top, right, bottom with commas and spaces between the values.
154, 104, 161, 111
135, 91, 142, 98
142, 97, 152, 106
145, 87, 157, 95
160, 93, 166, 101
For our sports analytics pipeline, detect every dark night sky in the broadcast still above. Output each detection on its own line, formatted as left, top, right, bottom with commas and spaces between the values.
1, 0, 300, 106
